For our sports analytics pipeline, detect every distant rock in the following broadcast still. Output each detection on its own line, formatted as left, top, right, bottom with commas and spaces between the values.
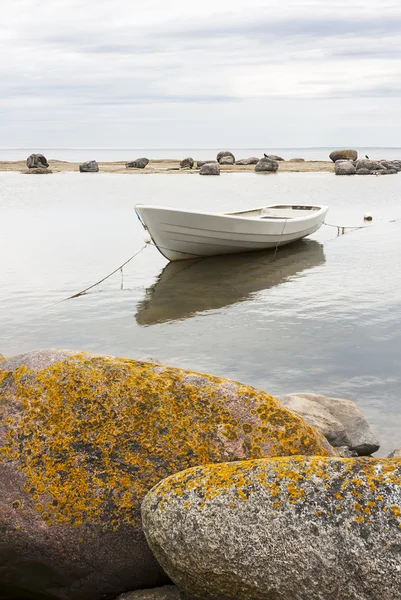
79, 160, 99, 172
21, 168, 52, 174
264, 154, 284, 161
26, 153, 49, 169
288, 158, 305, 162
219, 155, 235, 165
216, 151, 235, 164
255, 158, 279, 173
388, 448, 401, 458
329, 149, 358, 162
196, 160, 217, 168
277, 392, 380, 455
199, 163, 221, 175
116, 586, 183, 600
180, 157, 194, 169
126, 158, 149, 169
142, 456, 401, 600
235, 157, 259, 165
334, 160, 356, 175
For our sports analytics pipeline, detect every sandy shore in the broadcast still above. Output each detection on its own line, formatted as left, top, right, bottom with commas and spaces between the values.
0, 159, 334, 174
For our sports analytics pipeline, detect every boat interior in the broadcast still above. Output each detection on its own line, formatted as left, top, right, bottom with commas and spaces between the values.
227, 205, 321, 219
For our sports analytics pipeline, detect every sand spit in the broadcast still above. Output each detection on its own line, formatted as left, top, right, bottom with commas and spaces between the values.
0, 159, 334, 174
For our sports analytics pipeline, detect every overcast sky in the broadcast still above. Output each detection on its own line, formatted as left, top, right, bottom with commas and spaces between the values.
1, 0, 401, 148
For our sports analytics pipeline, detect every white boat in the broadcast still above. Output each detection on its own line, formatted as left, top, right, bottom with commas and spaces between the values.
135, 203, 328, 261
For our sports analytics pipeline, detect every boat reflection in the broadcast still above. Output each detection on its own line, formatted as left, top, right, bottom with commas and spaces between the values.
135, 240, 325, 326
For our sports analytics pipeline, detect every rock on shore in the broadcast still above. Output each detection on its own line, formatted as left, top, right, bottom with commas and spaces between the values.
199, 163, 220, 175
79, 160, 99, 172
334, 160, 356, 175
329, 149, 358, 162
126, 158, 149, 169
255, 158, 279, 172
26, 153, 49, 169
142, 456, 401, 600
0, 349, 334, 600
179, 158, 194, 169
216, 151, 235, 164
235, 157, 259, 165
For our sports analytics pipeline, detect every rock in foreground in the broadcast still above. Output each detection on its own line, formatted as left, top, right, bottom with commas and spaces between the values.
79, 160, 99, 172
142, 456, 401, 600
255, 158, 278, 172
199, 163, 220, 175
26, 153, 49, 169
0, 350, 333, 600
334, 160, 356, 175
329, 149, 358, 162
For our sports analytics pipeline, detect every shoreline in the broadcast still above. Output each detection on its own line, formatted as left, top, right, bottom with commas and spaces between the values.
0, 159, 334, 174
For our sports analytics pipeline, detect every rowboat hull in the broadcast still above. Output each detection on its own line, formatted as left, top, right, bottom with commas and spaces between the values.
135, 204, 328, 261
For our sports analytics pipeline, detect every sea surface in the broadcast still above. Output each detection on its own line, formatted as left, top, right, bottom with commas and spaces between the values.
1, 169, 401, 455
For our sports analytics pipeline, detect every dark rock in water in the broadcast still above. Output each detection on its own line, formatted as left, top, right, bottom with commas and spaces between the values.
142, 456, 401, 600
288, 157, 305, 162
235, 157, 259, 165
0, 349, 333, 600
329, 149, 358, 162
79, 160, 99, 172
199, 163, 221, 175
356, 168, 371, 175
264, 154, 284, 161
255, 158, 278, 172
334, 160, 356, 175
21, 167, 52, 174
196, 160, 217, 168
388, 448, 401, 457
126, 158, 149, 169
179, 158, 194, 169
216, 151, 235, 164
219, 155, 235, 165
116, 585, 184, 600
26, 153, 49, 169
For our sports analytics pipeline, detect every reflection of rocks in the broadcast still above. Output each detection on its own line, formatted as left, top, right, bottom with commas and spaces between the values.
235, 157, 259, 165
0, 349, 334, 600
334, 160, 356, 175
255, 158, 279, 172
79, 160, 99, 172
126, 158, 149, 169
276, 393, 380, 455
142, 456, 401, 600
135, 240, 325, 325
179, 158, 194, 169
199, 163, 220, 175
26, 153, 49, 169
329, 149, 358, 162
216, 151, 235, 164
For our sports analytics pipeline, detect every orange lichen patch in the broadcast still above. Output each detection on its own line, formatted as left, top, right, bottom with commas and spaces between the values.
0, 353, 332, 529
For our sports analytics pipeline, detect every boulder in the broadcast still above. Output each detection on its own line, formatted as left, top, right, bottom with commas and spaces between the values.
199, 163, 220, 176
79, 160, 99, 172
196, 160, 217, 168
219, 155, 235, 165
355, 159, 385, 172
179, 158, 194, 169
356, 168, 371, 175
264, 154, 284, 161
126, 158, 149, 169
0, 350, 334, 600
381, 168, 398, 175
116, 585, 183, 600
142, 456, 401, 600
334, 160, 356, 175
329, 149, 358, 162
255, 158, 279, 173
388, 449, 401, 458
216, 151, 235, 164
379, 160, 400, 171
26, 153, 49, 169
277, 393, 379, 455
288, 157, 305, 162
235, 157, 259, 165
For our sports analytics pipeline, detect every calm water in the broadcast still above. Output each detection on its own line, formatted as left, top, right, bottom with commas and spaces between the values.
1, 170, 401, 455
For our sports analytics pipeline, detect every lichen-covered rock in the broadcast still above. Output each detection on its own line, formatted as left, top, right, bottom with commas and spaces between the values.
26, 153, 49, 169
0, 349, 334, 600
116, 585, 184, 600
277, 393, 379, 455
329, 149, 358, 162
79, 160, 99, 172
235, 157, 259, 165
180, 158, 194, 169
216, 151, 235, 164
255, 158, 278, 172
199, 163, 220, 176
142, 456, 401, 600
126, 158, 149, 169
334, 160, 356, 175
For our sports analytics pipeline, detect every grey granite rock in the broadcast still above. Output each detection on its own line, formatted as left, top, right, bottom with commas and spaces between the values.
264, 154, 284, 161
180, 158, 194, 169
356, 168, 371, 175
199, 163, 220, 175
329, 149, 358, 162
196, 160, 217, 168
235, 157, 259, 165
219, 155, 235, 165
288, 157, 305, 162
26, 153, 49, 169
355, 159, 385, 171
216, 151, 235, 164
255, 158, 278, 172
79, 160, 99, 172
142, 456, 401, 600
334, 160, 356, 175
126, 158, 149, 169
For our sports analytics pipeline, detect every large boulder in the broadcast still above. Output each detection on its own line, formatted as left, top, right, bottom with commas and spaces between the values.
179, 158, 194, 169
235, 157, 259, 165
126, 158, 149, 169
26, 153, 49, 169
219, 155, 235, 165
199, 163, 220, 176
276, 392, 379, 455
334, 160, 356, 175
196, 160, 217, 168
255, 158, 279, 173
329, 149, 358, 162
79, 160, 99, 172
142, 456, 401, 600
355, 159, 385, 172
216, 151, 235, 164
0, 350, 334, 600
